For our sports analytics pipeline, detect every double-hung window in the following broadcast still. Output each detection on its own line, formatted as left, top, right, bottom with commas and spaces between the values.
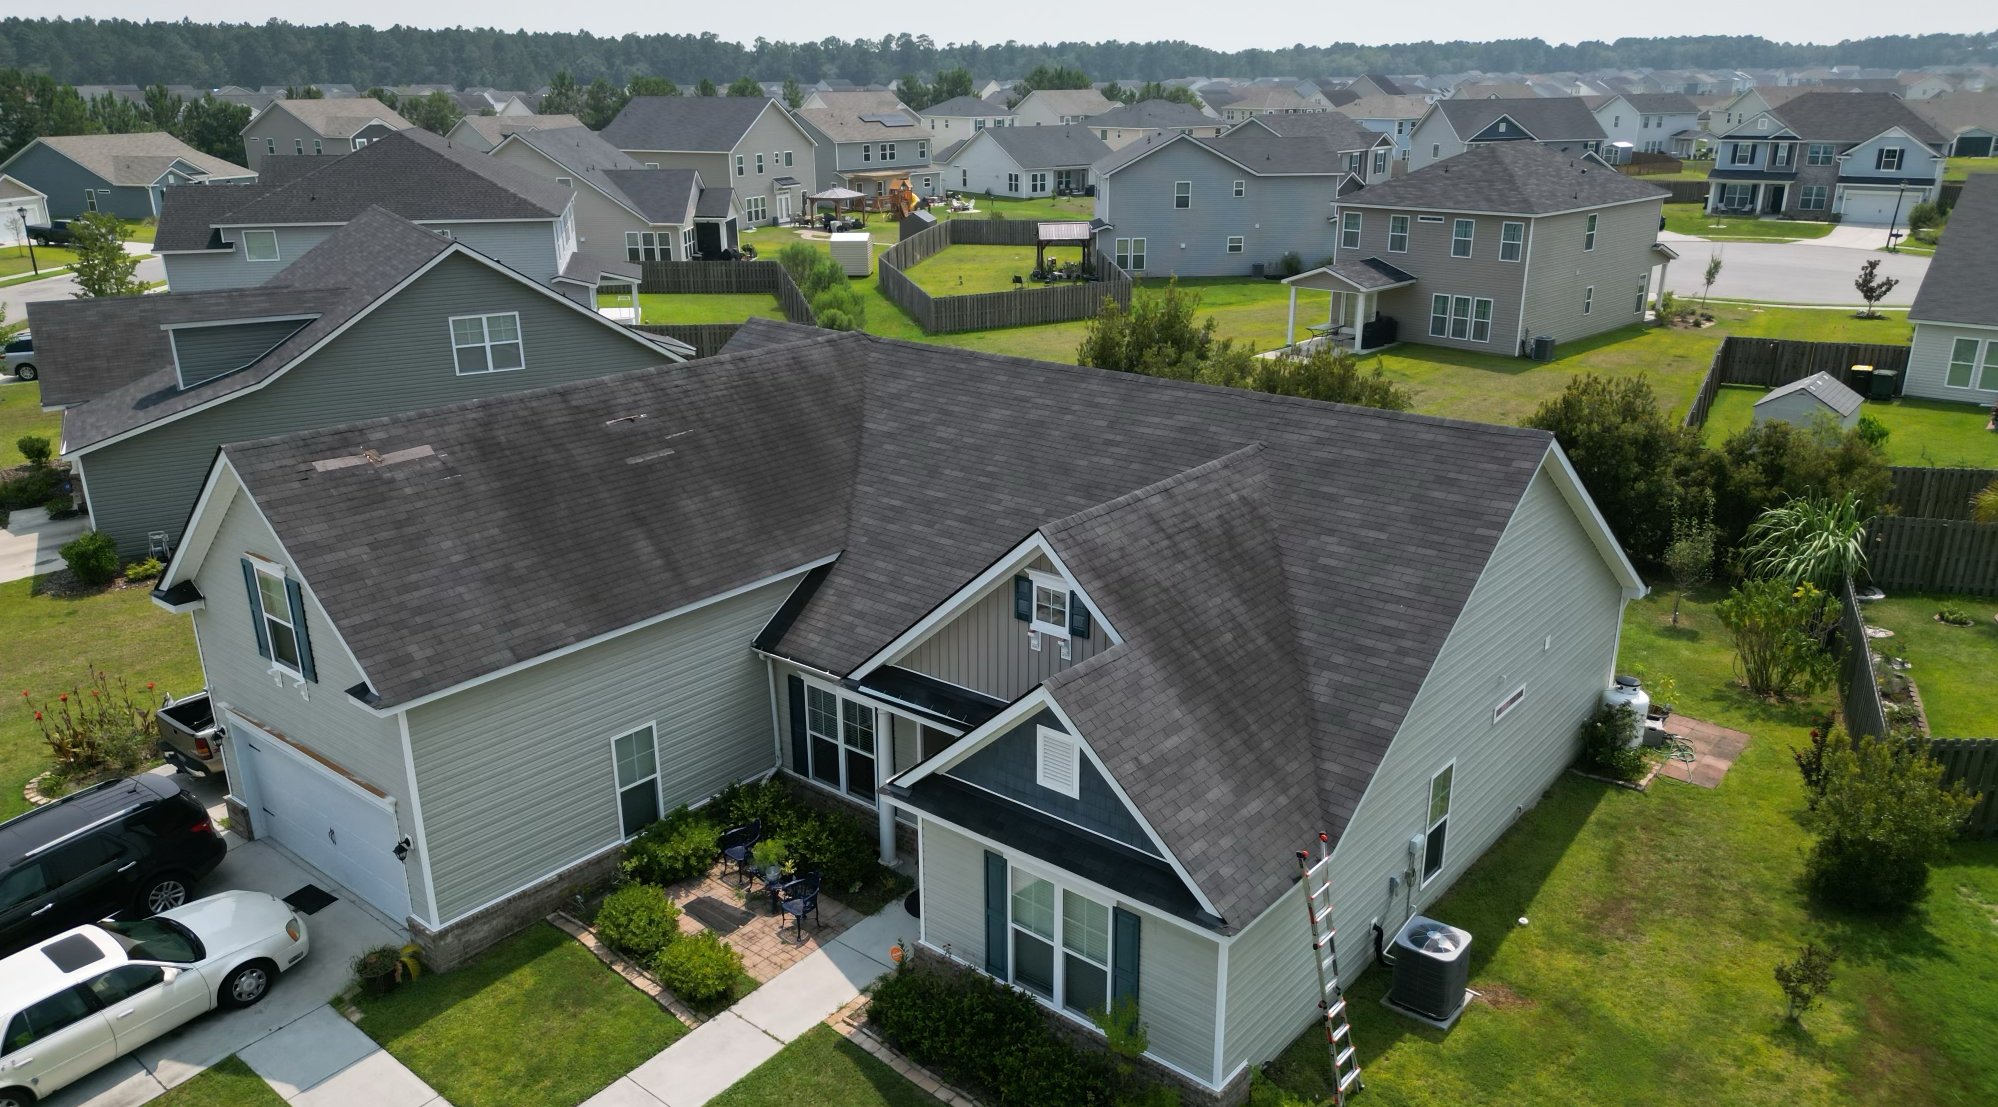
1373, 149, 1388, 176
1007, 172, 1020, 193
1947, 338, 1998, 390
1450, 218, 1473, 258
449, 312, 524, 375
1060, 890, 1112, 1016
1806, 143, 1835, 166
744, 196, 766, 223
1226, 236, 1244, 253
783, 150, 794, 167
1500, 221, 1523, 262
1469, 298, 1492, 342
1340, 211, 1362, 250
1634, 274, 1649, 313
1771, 142, 1792, 168
626, 231, 669, 261
254, 564, 303, 675
1173, 181, 1191, 209
1011, 871, 1057, 997
1029, 571, 1069, 640
1422, 764, 1453, 883
1232, 180, 1245, 197
1583, 285, 1594, 315
1429, 294, 1450, 338
1432, 295, 1488, 342
242, 229, 279, 262
1583, 213, 1597, 251
995, 857, 1134, 1019
294, 139, 304, 155
1346, 152, 1361, 174
1799, 185, 1828, 210
917, 141, 927, 159
1876, 147, 1903, 172
312, 139, 322, 155
1388, 214, 1409, 253
803, 684, 877, 800
1114, 238, 1146, 271
1730, 142, 1754, 166
611, 725, 660, 837
861, 144, 872, 163
682, 227, 696, 257
266, 138, 276, 154
1031, 171, 1047, 193
883, 142, 897, 162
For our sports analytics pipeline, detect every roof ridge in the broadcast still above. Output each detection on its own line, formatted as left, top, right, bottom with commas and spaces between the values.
1042, 443, 1267, 537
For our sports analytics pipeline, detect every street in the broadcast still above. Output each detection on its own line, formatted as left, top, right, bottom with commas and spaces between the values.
1658, 231, 1928, 307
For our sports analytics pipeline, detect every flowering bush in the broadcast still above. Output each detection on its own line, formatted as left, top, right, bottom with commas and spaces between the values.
25, 669, 164, 786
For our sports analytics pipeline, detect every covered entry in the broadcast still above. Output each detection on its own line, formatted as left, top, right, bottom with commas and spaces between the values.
1281, 258, 1417, 354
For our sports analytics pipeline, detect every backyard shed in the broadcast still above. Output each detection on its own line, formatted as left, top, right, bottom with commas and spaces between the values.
829, 231, 873, 277
1752, 371, 1864, 429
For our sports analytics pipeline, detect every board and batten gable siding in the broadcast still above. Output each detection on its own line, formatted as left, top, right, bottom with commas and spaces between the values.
189, 492, 429, 921
1097, 140, 1339, 278
171, 320, 308, 387
1217, 463, 1625, 1074
79, 251, 673, 556
489, 140, 654, 273
1905, 322, 1998, 403
945, 710, 1159, 855
895, 556, 1107, 701
1350, 206, 1528, 355
163, 225, 341, 292
408, 575, 795, 924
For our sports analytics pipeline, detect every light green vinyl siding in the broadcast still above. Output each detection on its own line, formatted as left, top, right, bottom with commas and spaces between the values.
78, 252, 672, 556
171, 319, 308, 386
1136, 907, 1219, 1082
895, 556, 1106, 701
407, 576, 795, 924
918, 817, 988, 967
1219, 880, 1308, 1078
1906, 322, 1998, 403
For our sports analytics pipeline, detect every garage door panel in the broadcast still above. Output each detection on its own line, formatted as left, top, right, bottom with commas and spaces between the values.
235, 721, 412, 924
1841, 192, 1903, 226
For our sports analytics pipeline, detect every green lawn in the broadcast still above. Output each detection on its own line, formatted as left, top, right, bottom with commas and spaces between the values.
1263, 585, 1998, 1107
1718, 308, 1912, 345
0, 244, 80, 279
1942, 158, 1998, 183
904, 243, 1069, 295
355, 924, 685, 1107
708, 1025, 936, 1107
0, 382, 64, 466
637, 292, 785, 324
1700, 385, 1998, 467
1664, 203, 1836, 242
1624, 164, 1712, 182
151, 1055, 285, 1107
1859, 593, 1998, 737
125, 220, 157, 244
0, 577, 203, 821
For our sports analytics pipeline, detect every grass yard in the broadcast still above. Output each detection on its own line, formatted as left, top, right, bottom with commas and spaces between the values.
1262, 585, 1998, 1107
0, 244, 80, 279
1858, 593, 1998, 737
1700, 385, 1998, 467
637, 292, 785, 324
903, 243, 1084, 295
707, 1025, 936, 1107
1717, 308, 1911, 345
354, 923, 685, 1107
125, 219, 157, 244
0, 383, 64, 466
1664, 203, 1836, 242
1942, 158, 1998, 183
1623, 165, 1712, 181
150, 1055, 285, 1107
0, 577, 203, 822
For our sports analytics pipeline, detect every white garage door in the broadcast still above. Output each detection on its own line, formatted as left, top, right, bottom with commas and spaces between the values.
1840, 191, 1907, 227
231, 715, 413, 924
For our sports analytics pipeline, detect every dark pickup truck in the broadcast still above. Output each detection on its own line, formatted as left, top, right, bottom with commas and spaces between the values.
25, 220, 73, 246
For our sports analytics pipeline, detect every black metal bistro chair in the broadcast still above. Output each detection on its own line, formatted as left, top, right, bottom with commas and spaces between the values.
717, 820, 761, 886
776, 871, 823, 941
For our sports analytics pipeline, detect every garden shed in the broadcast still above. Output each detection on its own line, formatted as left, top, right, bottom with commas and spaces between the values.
829, 232, 873, 277
1752, 371, 1864, 429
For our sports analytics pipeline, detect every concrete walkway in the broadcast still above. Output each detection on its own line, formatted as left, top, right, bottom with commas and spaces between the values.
0, 504, 90, 583
240, 1006, 449, 1107
584, 899, 914, 1107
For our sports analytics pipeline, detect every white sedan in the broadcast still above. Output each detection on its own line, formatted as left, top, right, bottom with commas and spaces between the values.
0, 891, 309, 1105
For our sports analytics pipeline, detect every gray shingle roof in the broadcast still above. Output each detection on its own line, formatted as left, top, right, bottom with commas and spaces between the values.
968, 125, 1112, 168
598, 168, 701, 225
1086, 100, 1216, 130
1340, 140, 1667, 215
1909, 172, 1998, 328
1759, 91, 1947, 146
793, 108, 933, 144
1432, 97, 1607, 142
720, 317, 824, 353
1200, 133, 1364, 175
1335, 94, 1433, 121
154, 182, 277, 251
1234, 111, 1390, 150
1615, 92, 1700, 114
921, 96, 1013, 118
1756, 371, 1864, 416
454, 114, 585, 146
256, 97, 413, 138
600, 96, 784, 153
694, 186, 735, 219
1907, 91, 1998, 138
21, 133, 252, 183
215, 328, 1567, 925
1015, 88, 1116, 118
497, 126, 707, 226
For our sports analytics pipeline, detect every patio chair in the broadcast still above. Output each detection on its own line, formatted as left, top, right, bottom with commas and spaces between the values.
776, 871, 822, 940
717, 819, 761, 886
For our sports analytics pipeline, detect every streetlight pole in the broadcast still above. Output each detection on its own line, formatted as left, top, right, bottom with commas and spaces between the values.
15, 206, 37, 275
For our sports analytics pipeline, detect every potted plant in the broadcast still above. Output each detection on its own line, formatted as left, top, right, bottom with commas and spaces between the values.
751, 838, 792, 885
353, 943, 422, 995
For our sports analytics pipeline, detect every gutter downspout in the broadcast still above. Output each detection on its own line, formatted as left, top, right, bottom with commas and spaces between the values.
1514, 215, 1537, 356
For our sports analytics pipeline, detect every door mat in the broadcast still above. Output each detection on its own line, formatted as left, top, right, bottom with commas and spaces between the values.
684, 896, 754, 935
284, 885, 339, 914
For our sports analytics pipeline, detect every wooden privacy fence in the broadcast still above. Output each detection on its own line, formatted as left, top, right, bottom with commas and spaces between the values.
1647, 179, 1710, 204
634, 323, 740, 359
637, 260, 818, 327
1864, 516, 1998, 595
1930, 739, 1998, 839
1837, 581, 1890, 743
1884, 467, 1998, 522
1682, 343, 1725, 429
877, 218, 1132, 334
1621, 153, 1684, 176
1682, 336, 1912, 429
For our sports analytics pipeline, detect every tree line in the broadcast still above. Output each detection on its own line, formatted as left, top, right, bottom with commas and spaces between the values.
2, 19, 1991, 92
0, 68, 251, 162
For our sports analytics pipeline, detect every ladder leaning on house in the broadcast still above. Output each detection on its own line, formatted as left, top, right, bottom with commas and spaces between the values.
1297, 832, 1363, 1105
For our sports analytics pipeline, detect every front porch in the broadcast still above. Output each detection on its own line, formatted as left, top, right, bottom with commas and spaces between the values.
1279, 258, 1418, 355
1705, 177, 1791, 215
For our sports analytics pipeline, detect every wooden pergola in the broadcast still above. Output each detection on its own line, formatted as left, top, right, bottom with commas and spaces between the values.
1037, 221, 1093, 278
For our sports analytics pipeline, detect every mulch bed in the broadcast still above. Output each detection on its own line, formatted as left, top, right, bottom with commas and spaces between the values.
30, 568, 158, 598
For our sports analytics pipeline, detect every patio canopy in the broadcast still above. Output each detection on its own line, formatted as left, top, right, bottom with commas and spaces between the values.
1283, 258, 1418, 293
1037, 221, 1092, 244
808, 187, 865, 201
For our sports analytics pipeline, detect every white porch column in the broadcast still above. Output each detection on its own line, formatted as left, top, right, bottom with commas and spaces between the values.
875, 708, 897, 866
1353, 291, 1371, 353
1286, 285, 1297, 350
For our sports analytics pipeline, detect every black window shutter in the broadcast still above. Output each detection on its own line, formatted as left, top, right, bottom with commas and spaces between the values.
284, 577, 317, 682
1013, 575, 1032, 621
1068, 593, 1090, 638
787, 675, 808, 772
1112, 906, 1141, 1006
983, 850, 1009, 977
240, 558, 271, 659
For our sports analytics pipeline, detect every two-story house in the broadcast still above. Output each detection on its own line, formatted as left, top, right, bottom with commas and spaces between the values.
153, 322, 1642, 1103
600, 96, 821, 228
1294, 142, 1671, 357
1588, 92, 1702, 160
1406, 97, 1608, 170
443, 113, 586, 153
1908, 91, 1998, 158
1010, 88, 1118, 127
945, 126, 1111, 198
1334, 94, 1436, 163
1232, 113, 1401, 179
1204, 86, 1330, 124
240, 97, 411, 172
1904, 173, 1998, 405
490, 126, 740, 267
28, 208, 687, 556
1705, 92, 1947, 224
791, 106, 939, 199
0, 134, 254, 221
1085, 101, 1226, 151
917, 95, 1016, 139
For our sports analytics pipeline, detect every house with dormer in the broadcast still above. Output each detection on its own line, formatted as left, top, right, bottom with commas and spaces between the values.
151, 320, 1642, 1100
1705, 92, 1947, 224
1406, 97, 1608, 170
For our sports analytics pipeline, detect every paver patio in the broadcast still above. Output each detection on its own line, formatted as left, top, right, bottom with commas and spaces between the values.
1655, 713, 1752, 788
662, 861, 867, 983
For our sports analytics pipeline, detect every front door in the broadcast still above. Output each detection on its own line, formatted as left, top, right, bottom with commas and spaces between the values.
1766, 185, 1786, 213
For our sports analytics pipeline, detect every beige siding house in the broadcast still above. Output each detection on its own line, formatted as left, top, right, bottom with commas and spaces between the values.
241, 97, 411, 171
601, 97, 819, 227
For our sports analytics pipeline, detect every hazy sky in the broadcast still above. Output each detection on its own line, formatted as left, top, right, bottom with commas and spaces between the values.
9, 5, 1996, 56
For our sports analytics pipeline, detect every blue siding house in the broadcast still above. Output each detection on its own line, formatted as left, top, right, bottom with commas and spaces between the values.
0, 133, 253, 221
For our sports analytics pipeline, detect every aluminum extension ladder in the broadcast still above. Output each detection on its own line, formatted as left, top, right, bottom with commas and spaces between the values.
1297, 832, 1362, 1105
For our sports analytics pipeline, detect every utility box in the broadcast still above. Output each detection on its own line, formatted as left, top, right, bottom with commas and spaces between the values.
829, 232, 873, 278
1388, 915, 1473, 1023
900, 210, 936, 241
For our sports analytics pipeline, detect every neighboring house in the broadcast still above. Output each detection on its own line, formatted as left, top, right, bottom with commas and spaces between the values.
1904, 173, 1998, 404
1897, 72, 1955, 100
1306, 142, 1670, 356
1335, 94, 1436, 161
800, 90, 907, 113
601, 96, 821, 227
1233, 113, 1400, 179
1347, 74, 1414, 100
241, 97, 412, 171
946, 126, 1111, 197
152, 128, 613, 302
1589, 93, 1702, 160
1706, 93, 1947, 225
1451, 81, 1539, 100
1, 174, 51, 233
1010, 88, 1118, 127
1086, 101, 1226, 150
1205, 87, 1329, 124
491, 126, 740, 266
150, 324, 1643, 1101
1711, 86, 1812, 132
1907, 91, 1998, 158
1751, 372, 1863, 428
444, 114, 586, 153
0, 134, 254, 221
792, 106, 939, 199
1090, 130, 1379, 278
28, 207, 687, 556
1407, 98, 1608, 170
918, 95, 1016, 137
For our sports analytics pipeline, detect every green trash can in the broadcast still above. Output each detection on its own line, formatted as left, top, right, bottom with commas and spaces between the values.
1868, 368, 1899, 401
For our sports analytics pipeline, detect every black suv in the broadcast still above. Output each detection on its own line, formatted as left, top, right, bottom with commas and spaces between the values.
0, 775, 226, 956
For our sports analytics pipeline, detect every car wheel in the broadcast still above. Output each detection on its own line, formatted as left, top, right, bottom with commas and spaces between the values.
0, 1086, 36, 1106
11, 364, 32, 382
220, 960, 276, 1009
136, 872, 192, 916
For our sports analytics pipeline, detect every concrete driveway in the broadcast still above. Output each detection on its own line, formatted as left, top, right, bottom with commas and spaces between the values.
0, 247, 162, 325
1659, 231, 1927, 306
40, 769, 407, 1107
0, 504, 90, 583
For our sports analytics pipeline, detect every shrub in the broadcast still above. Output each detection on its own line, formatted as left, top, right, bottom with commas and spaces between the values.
776, 242, 822, 288
593, 883, 682, 958
1936, 605, 1974, 626
42, 495, 76, 519
871, 960, 1120, 1107
1791, 726, 1834, 804
1522, 374, 1707, 563
1855, 414, 1890, 448
621, 806, 720, 885
1277, 250, 1303, 277
707, 777, 909, 904
0, 465, 61, 510
1741, 493, 1868, 591
810, 284, 865, 330
1705, 416, 1892, 555
1804, 734, 1974, 911
1199, 345, 1413, 412
24, 667, 164, 782
123, 557, 163, 581
16, 435, 51, 467
60, 531, 120, 586
1577, 702, 1646, 780
1906, 200, 1944, 235
1713, 579, 1835, 698
650, 930, 742, 1003
1774, 943, 1839, 1023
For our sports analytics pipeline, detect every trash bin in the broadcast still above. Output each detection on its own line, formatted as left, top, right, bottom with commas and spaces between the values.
1869, 368, 1899, 400
1849, 365, 1875, 395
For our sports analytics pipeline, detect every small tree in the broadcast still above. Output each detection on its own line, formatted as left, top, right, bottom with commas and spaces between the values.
695, 77, 718, 97
1077, 278, 1213, 378
1662, 502, 1715, 625
1713, 578, 1835, 698
1804, 734, 1974, 911
781, 78, 803, 109
362, 86, 401, 110
1522, 374, 1707, 563
16, 435, 52, 468
1853, 258, 1898, 318
402, 90, 464, 136
60, 530, 120, 586
1700, 252, 1723, 311
726, 75, 762, 98
539, 71, 582, 114
1774, 943, 1839, 1024
579, 78, 629, 130
69, 211, 142, 298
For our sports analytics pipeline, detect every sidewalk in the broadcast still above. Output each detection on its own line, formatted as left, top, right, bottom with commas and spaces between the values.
241, 1006, 449, 1107
0, 505, 89, 583
584, 899, 914, 1107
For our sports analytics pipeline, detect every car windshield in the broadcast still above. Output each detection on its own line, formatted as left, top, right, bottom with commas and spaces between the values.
97, 917, 204, 963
